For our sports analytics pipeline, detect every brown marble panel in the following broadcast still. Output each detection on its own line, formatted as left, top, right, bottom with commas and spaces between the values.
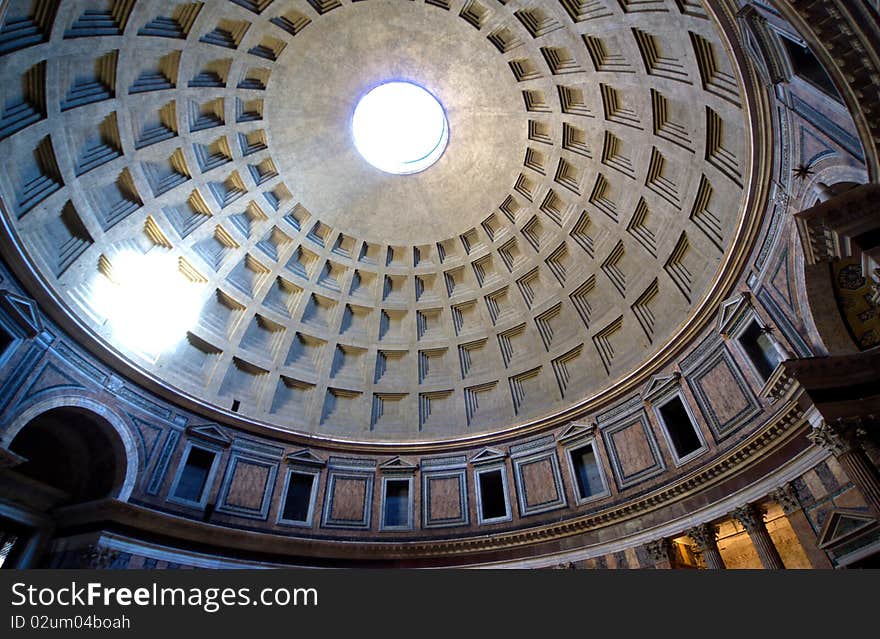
330, 477, 367, 521
24, 362, 83, 397
611, 423, 656, 477
521, 458, 559, 507
225, 461, 269, 511
427, 477, 462, 521
698, 359, 749, 424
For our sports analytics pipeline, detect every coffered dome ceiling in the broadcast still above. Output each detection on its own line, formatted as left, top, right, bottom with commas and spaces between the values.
0, 0, 757, 443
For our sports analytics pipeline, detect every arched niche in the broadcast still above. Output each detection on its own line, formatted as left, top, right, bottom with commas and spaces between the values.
1, 397, 139, 503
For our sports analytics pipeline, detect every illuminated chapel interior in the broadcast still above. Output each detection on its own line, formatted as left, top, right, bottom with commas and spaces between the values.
0, 0, 879, 569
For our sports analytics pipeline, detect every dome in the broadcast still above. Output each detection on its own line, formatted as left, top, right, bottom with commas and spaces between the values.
0, 0, 879, 571
0, 0, 755, 444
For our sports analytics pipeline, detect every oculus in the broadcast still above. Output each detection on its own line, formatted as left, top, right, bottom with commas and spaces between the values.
352, 82, 449, 175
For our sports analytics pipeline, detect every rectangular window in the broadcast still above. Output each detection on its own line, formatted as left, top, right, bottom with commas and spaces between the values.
383, 479, 410, 528
780, 37, 839, 98
658, 396, 703, 459
281, 472, 315, 524
0, 325, 13, 358
739, 322, 782, 381
478, 469, 508, 522
569, 443, 604, 500
173, 447, 215, 503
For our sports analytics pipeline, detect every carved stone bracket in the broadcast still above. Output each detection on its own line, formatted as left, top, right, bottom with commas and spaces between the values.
761, 360, 797, 403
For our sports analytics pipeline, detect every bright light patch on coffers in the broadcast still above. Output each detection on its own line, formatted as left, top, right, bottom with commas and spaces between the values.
352, 82, 449, 175
92, 251, 206, 356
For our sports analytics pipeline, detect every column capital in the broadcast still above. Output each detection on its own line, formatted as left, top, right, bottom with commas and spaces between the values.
645, 538, 671, 564
80, 544, 120, 570
687, 523, 718, 551
731, 503, 767, 534
769, 483, 801, 515
807, 419, 858, 455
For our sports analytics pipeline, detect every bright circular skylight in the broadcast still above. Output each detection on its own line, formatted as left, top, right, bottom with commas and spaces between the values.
352, 82, 448, 175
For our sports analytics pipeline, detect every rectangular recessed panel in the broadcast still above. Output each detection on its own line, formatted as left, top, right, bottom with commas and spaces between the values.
322, 472, 372, 529
423, 470, 468, 528
521, 458, 558, 507
226, 463, 267, 510
601, 413, 666, 489
611, 424, 655, 477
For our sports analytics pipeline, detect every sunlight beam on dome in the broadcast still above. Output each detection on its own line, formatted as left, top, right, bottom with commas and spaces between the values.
92, 250, 206, 356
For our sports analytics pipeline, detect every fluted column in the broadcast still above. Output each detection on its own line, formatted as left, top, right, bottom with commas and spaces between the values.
688, 523, 725, 570
731, 503, 785, 569
808, 419, 880, 517
645, 538, 673, 569
769, 483, 833, 568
